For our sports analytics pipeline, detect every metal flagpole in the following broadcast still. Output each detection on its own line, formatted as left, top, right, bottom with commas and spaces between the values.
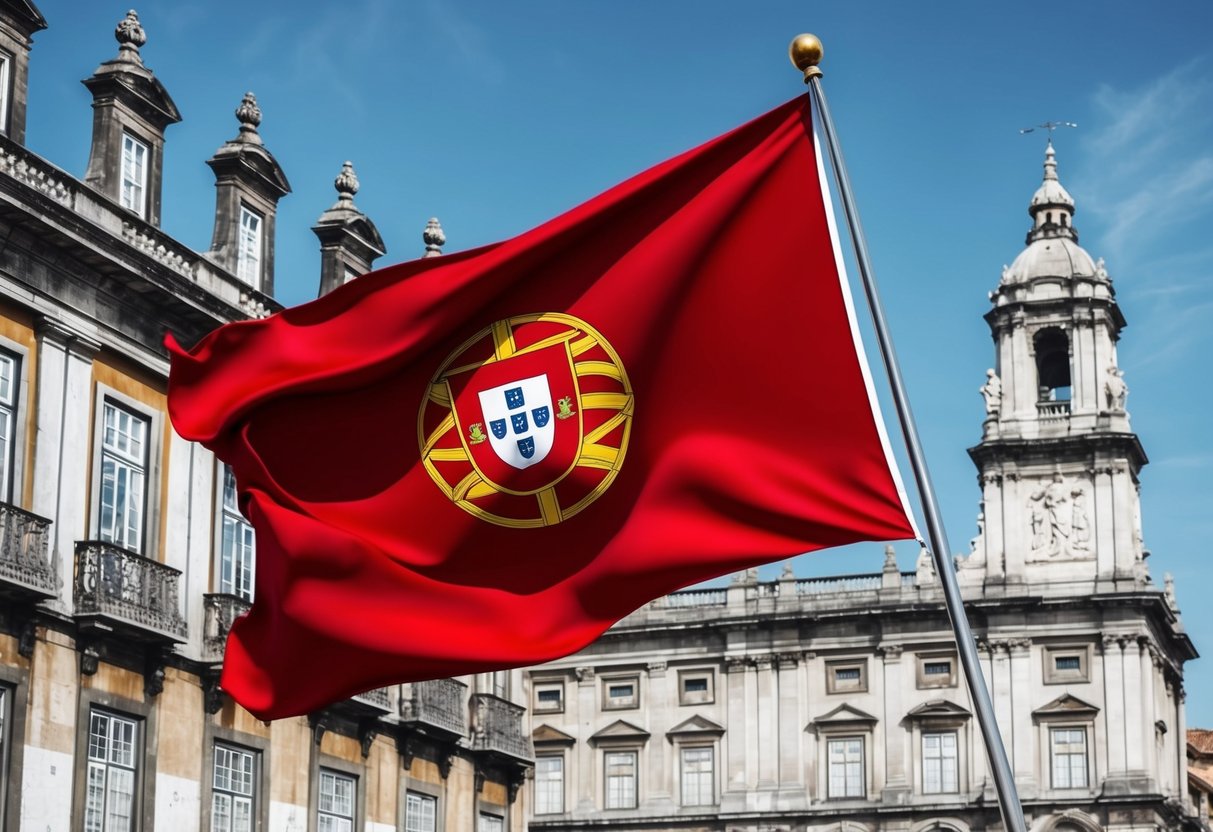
789, 34, 1029, 832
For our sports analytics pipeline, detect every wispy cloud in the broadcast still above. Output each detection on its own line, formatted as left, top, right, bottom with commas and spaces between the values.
1073, 60, 1213, 370
423, 0, 505, 85
1076, 60, 1213, 264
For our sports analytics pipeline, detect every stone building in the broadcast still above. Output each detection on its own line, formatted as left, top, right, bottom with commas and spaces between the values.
0, 5, 531, 832
521, 142, 1199, 831
1187, 730, 1213, 830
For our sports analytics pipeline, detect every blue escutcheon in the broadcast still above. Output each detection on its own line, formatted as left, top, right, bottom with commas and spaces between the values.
517, 437, 535, 459
532, 406, 550, 427
505, 387, 525, 409
511, 412, 529, 434
490, 419, 507, 439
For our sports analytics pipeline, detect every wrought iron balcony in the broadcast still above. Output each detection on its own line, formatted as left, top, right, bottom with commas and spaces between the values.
401, 678, 468, 740
350, 686, 394, 713
470, 693, 533, 764
74, 541, 186, 642
202, 593, 251, 662
0, 502, 55, 601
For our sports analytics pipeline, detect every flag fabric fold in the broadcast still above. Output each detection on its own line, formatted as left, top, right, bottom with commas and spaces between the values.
168, 94, 916, 720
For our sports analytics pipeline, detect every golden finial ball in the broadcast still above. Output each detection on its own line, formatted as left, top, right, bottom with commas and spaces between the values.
788, 33, 823, 72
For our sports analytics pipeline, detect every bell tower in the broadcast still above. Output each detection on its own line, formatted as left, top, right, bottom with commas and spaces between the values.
960, 141, 1145, 588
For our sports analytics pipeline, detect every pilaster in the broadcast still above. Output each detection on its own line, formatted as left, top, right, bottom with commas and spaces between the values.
879, 644, 908, 802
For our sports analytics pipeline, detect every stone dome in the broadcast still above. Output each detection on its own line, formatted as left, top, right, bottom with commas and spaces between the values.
1004, 235, 1098, 283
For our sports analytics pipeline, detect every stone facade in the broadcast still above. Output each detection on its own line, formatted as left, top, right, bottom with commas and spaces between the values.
0, 5, 528, 832
521, 144, 1199, 831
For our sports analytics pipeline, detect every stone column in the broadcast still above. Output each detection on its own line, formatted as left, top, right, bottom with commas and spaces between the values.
723, 658, 749, 810
1002, 475, 1026, 583
879, 645, 908, 802
1093, 466, 1117, 581
31, 320, 99, 613
574, 667, 597, 811
646, 661, 673, 804
755, 655, 778, 789
776, 653, 803, 796
990, 641, 1014, 758
1176, 685, 1189, 805
1101, 636, 1127, 778
981, 474, 1005, 581
1008, 639, 1035, 796
1122, 638, 1146, 777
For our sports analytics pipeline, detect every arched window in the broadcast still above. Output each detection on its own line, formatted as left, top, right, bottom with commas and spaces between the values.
1033, 328, 1071, 401
1046, 211, 1054, 225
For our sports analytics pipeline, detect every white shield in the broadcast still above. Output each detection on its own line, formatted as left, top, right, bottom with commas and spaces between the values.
477, 374, 555, 470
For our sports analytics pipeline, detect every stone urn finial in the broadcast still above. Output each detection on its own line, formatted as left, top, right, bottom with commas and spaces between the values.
235, 92, 263, 143
115, 10, 147, 59
423, 217, 446, 257
334, 161, 359, 204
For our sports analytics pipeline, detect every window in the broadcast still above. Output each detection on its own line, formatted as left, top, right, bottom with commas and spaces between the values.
98, 401, 149, 553
236, 207, 262, 286
492, 670, 509, 699
0, 52, 10, 134
1050, 728, 1088, 788
85, 710, 140, 832
212, 744, 256, 832
0, 351, 18, 502
603, 676, 638, 710
535, 754, 564, 814
120, 133, 148, 218
825, 660, 867, 694
404, 792, 436, 832
317, 769, 355, 832
534, 683, 563, 713
826, 737, 864, 798
680, 747, 714, 806
922, 732, 958, 794
917, 654, 957, 689
219, 465, 255, 600
1044, 647, 1089, 684
678, 670, 714, 705
477, 813, 503, 832
605, 750, 637, 809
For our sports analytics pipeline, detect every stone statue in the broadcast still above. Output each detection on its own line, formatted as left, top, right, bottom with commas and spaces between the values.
1070, 486, 1090, 550
1104, 366, 1128, 411
1029, 473, 1073, 557
980, 369, 1003, 416
1000, 264, 1011, 284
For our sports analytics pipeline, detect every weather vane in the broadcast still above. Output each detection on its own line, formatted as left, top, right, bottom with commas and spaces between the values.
1019, 121, 1078, 136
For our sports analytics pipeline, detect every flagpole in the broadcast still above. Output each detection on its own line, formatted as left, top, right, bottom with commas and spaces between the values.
790, 34, 1028, 832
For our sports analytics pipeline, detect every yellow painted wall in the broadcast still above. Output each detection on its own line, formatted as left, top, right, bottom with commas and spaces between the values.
26, 633, 79, 754
157, 668, 203, 780
83, 658, 145, 703
270, 718, 312, 807
365, 735, 397, 825
217, 699, 272, 740
0, 302, 38, 507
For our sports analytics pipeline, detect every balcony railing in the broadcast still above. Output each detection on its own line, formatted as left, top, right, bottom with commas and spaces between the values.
202, 593, 251, 662
1037, 400, 1071, 420
351, 686, 394, 712
660, 588, 727, 608
470, 693, 533, 763
796, 573, 884, 595
401, 678, 467, 739
74, 541, 186, 642
0, 502, 55, 600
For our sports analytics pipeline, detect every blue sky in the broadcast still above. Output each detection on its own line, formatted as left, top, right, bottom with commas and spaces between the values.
23, 2, 1213, 722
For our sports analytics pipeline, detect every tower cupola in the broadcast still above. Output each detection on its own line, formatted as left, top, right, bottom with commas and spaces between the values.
1026, 140, 1076, 244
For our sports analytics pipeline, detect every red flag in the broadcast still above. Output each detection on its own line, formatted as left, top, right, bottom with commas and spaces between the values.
168, 95, 915, 719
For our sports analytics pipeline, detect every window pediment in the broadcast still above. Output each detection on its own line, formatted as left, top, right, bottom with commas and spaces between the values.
667, 714, 725, 740
532, 724, 576, 747
589, 719, 650, 745
907, 699, 972, 721
808, 703, 878, 733
1033, 694, 1099, 720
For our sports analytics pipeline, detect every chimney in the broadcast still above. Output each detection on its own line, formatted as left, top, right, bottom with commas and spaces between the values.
312, 161, 385, 297
0, 0, 47, 145
82, 10, 181, 227
205, 92, 290, 296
